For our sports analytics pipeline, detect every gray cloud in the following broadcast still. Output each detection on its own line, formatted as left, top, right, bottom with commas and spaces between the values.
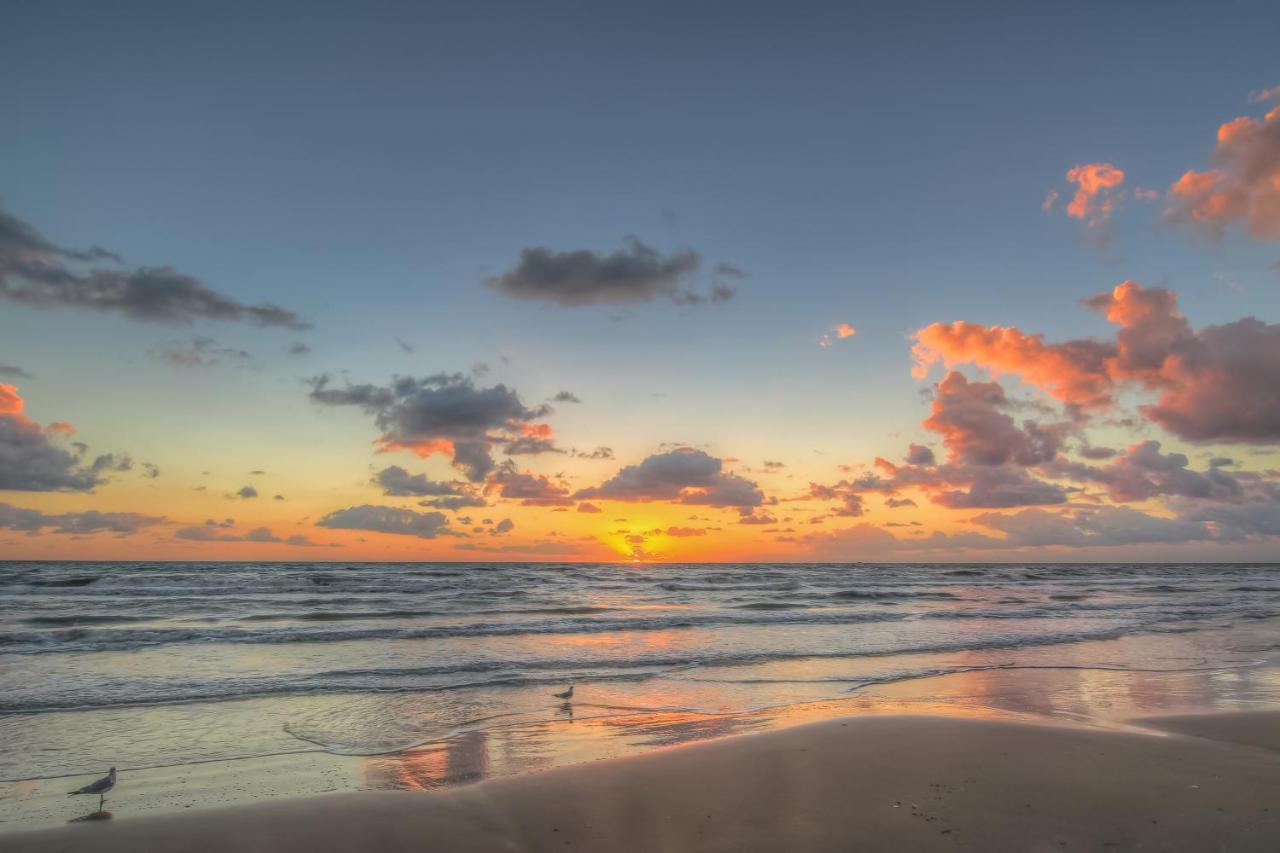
150, 336, 252, 369
373, 465, 460, 497
236, 485, 258, 499
420, 495, 488, 511
0, 206, 308, 329
174, 520, 320, 545
552, 391, 581, 404
1178, 502, 1280, 540
0, 501, 164, 535
972, 506, 1212, 548
316, 504, 452, 539
308, 372, 552, 481
932, 467, 1069, 509
575, 448, 764, 508
0, 414, 105, 492
487, 237, 734, 307
454, 539, 587, 555
488, 465, 574, 506
905, 444, 935, 466
1042, 440, 1242, 503
0, 364, 33, 379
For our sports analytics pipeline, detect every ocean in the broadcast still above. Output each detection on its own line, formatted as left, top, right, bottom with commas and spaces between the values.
4, 561, 1280, 817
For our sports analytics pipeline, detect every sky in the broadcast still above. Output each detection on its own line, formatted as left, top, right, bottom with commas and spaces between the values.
2, 1, 1280, 562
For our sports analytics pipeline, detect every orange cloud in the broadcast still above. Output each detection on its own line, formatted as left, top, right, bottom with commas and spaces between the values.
1167, 103, 1280, 240
912, 320, 1113, 407
1065, 162, 1126, 227
0, 384, 24, 417
819, 323, 857, 347
913, 281, 1280, 444
376, 436, 456, 458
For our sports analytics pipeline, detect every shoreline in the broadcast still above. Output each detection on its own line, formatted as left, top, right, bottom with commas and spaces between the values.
6, 712, 1280, 851
5, 652, 1278, 836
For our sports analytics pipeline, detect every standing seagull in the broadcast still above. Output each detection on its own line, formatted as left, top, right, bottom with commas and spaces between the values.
553, 685, 574, 700
69, 767, 116, 813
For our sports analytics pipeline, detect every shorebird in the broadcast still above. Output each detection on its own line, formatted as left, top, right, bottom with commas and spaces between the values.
69, 767, 116, 813
553, 685, 574, 700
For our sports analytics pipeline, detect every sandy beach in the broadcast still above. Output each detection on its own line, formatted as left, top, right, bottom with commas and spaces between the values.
7, 712, 1280, 852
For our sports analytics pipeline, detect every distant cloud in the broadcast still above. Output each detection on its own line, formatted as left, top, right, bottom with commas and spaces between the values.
552, 391, 581, 404
174, 520, 321, 546
905, 444, 935, 466
236, 485, 258, 499
150, 336, 252, 369
488, 465, 574, 506
665, 526, 709, 536
1064, 162, 1126, 229
487, 237, 736, 307
0, 205, 308, 329
287, 342, 311, 356
454, 539, 588, 555
373, 465, 460, 497
0, 500, 164, 535
819, 323, 857, 348
420, 494, 487, 511
308, 372, 554, 481
972, 506, 1211, 548
1042, 440, 1243, 503
316, 504, 452, 539
0, 364, 32, 380
1248, 85, 1280, 103
141, 463, 160, 479
1167, 98, 1280, 241
575, 448, 765, 508
502, 421, 564, 456
577, 502, 602, 513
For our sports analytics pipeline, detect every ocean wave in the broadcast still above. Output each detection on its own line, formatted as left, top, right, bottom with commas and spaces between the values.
0, 623, 1162, 714
660, 581, 801, 592
0, 609, 910, 654
829, 590, 958, 600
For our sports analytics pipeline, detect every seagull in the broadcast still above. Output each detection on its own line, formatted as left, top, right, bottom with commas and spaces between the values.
553, 685, 574, 700
69, 767, 116, 813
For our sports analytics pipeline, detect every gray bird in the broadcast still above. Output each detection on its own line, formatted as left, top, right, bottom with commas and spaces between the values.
69, 767, 116, 813
553, 685, 574, 700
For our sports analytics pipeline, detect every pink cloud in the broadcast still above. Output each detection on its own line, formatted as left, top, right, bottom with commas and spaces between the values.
1065, 162, 1126, 228
913, 281, 1280, 444
1167, 102, 1280, 240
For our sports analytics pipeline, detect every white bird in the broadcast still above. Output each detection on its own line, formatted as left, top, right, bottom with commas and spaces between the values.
69, 767, 116, 813
553, 685, 574, 700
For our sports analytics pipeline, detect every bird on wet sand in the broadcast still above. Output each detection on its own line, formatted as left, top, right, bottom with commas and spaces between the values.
553, 685, 574, 700
69, 767, 116, 813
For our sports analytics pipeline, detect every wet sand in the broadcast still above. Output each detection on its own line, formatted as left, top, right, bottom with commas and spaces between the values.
7, 713, 1280, 852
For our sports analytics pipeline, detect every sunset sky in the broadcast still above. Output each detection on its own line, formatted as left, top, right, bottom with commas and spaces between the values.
3, 3, 1279, 562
